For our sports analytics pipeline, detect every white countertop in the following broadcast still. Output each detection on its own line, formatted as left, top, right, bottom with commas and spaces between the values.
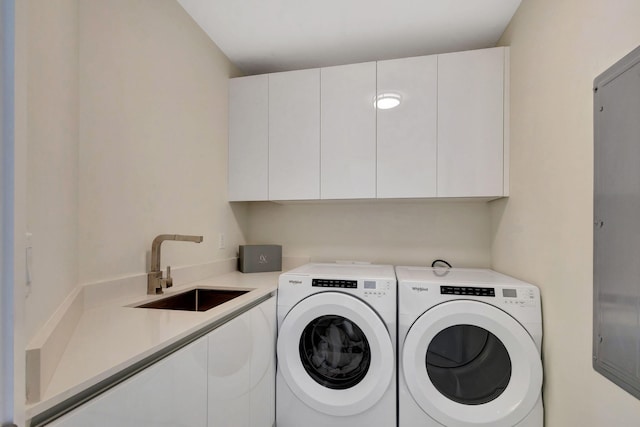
26, 270, 280, 420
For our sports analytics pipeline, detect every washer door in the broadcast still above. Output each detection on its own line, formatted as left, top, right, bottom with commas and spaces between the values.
403, 300, 542, 427
278, 292, 394, 416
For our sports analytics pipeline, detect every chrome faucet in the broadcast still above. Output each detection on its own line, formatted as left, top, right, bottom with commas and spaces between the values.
147, 234, 204, 295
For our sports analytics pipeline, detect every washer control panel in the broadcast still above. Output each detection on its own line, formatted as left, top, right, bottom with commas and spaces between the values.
311, 278, 393, 295
305, 277, 395, 299
312, 278, 357, 288
363, 280, 393, 298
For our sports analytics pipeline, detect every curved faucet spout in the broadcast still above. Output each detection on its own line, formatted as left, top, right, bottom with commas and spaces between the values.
148, 234, 204, 295
150, 234, 204, 272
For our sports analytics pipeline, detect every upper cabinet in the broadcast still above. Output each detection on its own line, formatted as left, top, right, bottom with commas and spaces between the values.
228, 47, 509, 202
228, 75, 269, 202
377, 55, 438, 198
321, 62, 377, 199
437, 47, 508, 197
269, 69, 321, 200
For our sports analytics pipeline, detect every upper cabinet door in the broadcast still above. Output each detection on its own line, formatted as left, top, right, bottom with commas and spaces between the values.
269, 69, 321, 200
437, 47, 507, 198
321, 62, 377, 199
228, 75, 269, 201
377, 56, 438, 198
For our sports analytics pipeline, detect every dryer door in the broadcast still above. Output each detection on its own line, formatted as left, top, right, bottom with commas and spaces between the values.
402, 300, 542, 427
277, 292, 394, 416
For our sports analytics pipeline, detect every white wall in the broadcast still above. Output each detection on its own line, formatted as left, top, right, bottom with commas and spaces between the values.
5, 1, 28, 424
491, 0, 640, 425
76, 0, 245, 285
26, 0, 79, 342
247, 200, 491, 267
25, 0, 245, 344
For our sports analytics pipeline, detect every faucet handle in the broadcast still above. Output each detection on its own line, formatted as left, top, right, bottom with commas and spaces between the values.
165, 265, 173, 288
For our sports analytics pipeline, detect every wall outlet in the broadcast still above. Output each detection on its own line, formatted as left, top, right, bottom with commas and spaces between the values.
218, 233, 225, 250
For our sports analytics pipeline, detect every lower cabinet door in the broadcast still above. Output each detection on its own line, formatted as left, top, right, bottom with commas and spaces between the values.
45, 297, 276, 427
47, 337, 208, 427
208, 298, 276, 427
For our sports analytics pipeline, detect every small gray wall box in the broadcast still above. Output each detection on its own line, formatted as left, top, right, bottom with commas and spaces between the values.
238, 245, 282, 273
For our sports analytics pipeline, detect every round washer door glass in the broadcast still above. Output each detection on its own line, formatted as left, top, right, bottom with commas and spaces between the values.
402, 300, 542, 427
426, 324, 511, 405
278, 292, 394, 416
299, 314, 371, 390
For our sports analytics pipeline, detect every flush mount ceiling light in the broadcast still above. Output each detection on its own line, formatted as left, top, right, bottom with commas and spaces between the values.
374, 93, 402, 110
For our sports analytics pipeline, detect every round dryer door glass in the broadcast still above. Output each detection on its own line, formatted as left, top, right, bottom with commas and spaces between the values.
402, 300, 543, 427
299, 315, 371, 390
426, 324, 511, 405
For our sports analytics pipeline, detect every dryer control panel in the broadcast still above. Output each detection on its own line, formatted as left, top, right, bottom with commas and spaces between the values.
500, 287, 537, 307
441, 286, 495, 297
438, 285, 536, 307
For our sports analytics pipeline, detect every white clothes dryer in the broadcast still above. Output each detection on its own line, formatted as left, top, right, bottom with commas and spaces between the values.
397, 267, 543, 427
276, 263, 397, 427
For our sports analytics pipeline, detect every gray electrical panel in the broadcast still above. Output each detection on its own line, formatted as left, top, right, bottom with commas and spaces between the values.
593, 45, 640, 399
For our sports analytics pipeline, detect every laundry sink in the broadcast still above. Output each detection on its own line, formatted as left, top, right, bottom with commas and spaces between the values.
136, 288, 249, 312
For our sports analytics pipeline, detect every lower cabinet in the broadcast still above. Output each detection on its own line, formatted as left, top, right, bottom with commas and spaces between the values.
47, 337, 208, 427
46, 297, 276, 427
208, 296, 276, 427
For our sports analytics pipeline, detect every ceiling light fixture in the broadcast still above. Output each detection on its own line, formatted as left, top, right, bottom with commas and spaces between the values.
374, 93, 402, 110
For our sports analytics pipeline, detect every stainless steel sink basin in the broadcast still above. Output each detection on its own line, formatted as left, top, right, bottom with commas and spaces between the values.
136, 288, 249, 312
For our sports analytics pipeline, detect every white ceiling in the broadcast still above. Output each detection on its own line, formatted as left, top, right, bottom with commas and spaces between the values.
177, 0, 521, 75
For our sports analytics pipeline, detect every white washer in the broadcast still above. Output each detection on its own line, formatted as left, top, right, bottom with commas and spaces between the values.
397, 267, 543, 427
276, 263, 397, 427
